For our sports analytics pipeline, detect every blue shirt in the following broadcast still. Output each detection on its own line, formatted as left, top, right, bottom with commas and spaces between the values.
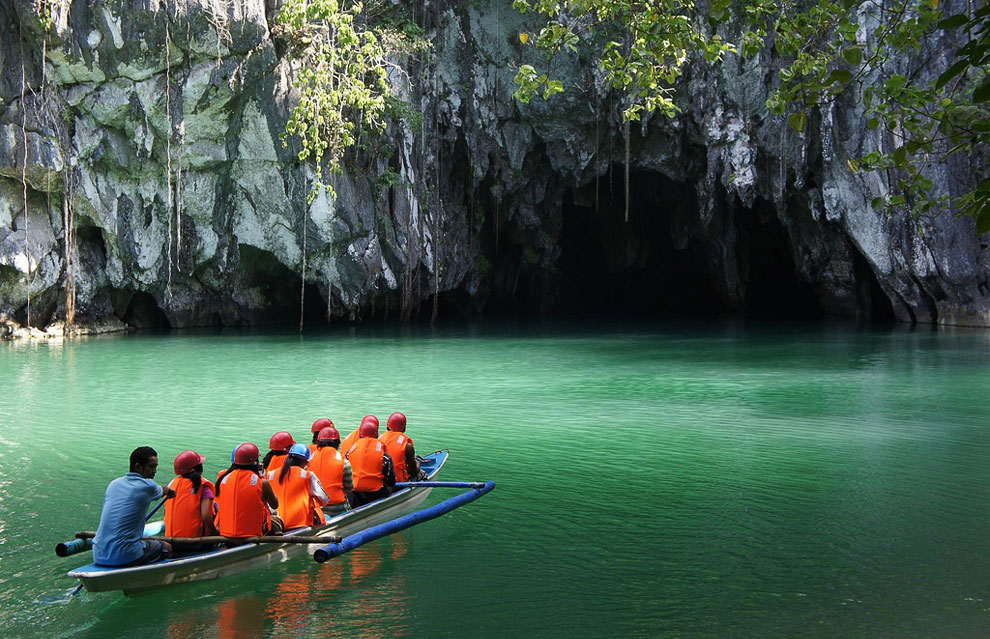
92, 472, 163, 566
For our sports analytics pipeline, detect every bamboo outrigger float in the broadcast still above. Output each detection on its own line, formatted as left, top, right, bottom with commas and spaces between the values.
60, 451, 491, 596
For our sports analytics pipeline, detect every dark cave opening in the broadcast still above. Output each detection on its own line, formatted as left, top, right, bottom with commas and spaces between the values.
238, 245, 328, 326
556, 170, 728, 318
121, 291, 171, 329
734, 197, 824, 319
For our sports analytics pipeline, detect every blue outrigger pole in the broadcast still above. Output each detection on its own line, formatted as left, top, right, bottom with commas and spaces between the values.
313, 480, 495, 563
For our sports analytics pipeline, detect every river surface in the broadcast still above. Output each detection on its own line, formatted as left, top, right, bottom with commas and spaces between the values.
1, 319, 988, 638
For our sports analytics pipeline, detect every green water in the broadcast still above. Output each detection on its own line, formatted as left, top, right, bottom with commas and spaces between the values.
1, 319, 989, 638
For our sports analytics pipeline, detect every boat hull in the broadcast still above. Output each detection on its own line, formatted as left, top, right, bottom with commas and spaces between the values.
68, 451, 447, 595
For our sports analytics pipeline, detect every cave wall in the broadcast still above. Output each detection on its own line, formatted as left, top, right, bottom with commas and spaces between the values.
0, 0, 986, 332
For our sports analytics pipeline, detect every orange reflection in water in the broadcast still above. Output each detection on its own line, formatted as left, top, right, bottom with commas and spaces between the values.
216, 594, 267, 639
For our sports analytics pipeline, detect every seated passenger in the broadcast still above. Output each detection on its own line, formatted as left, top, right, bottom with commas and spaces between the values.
93, 446, 177, 567
164, 449, 218, 539
379, 412, 425, 483
263, 431, 295, 472
267, 444, 330, 529
310, 426, 353, 515
308, 418, 335, 454
339, 415, 377, 458
215, 443, 280, 539
346, 420, 396, 507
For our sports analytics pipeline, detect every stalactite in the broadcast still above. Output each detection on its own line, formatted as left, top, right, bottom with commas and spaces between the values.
164, 2, 174, 303
624, 117, 630, 223
20, 50, 31, 328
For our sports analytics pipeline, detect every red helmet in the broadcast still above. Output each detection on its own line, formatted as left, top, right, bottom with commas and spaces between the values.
311, 418, 334, 433
387, 412, 407, 432
359, 421, 379, 438
269, 431, 295, 451
174, 450, 205, 475
234, 443, 260, 465
361, 414, 379, 427
318, 426, 341, 441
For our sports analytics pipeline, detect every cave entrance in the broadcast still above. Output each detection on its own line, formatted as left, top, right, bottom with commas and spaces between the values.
557, 170, 727, 318
238, 245, 328, 327
734, 197, 823, 319
121, 291, 171, 329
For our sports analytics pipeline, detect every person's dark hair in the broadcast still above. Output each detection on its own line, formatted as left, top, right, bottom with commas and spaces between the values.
182, 463, 204, 493
214, 463, 260, 497
312, 432, 320, 444
318, 440, 341, 449
262, 450, 287, 471
130, 446, 158, 472
278, 455, 306, 484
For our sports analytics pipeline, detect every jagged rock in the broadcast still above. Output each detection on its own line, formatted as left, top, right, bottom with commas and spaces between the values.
0, 0, 985, 330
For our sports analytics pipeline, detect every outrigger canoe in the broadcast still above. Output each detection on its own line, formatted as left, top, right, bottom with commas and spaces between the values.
68, 451, 454, 596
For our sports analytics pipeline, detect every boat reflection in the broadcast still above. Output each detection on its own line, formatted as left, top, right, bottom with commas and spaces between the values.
162, 535, 415, 638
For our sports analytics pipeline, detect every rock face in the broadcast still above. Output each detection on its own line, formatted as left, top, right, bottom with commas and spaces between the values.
0, 0, 987, 331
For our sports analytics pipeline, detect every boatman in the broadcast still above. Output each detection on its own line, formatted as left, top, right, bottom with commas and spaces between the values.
92, 446, 177, 567
379, 412, 424, 483
310, 425, 353, 514
346, 420, 396, 507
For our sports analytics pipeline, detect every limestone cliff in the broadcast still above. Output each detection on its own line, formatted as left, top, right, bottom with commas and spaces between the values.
0, 0, 986, 332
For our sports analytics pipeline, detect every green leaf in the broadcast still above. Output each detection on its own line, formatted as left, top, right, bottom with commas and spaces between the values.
872, 197, 885, 211
826, 69, 853, 85
977, 207, 990, 234
893, 146, 908, 166
973, 78, 990, 103
867, 117, 881, 130
936, 60, 969, 90
937, 14, 969, 30
841, 46, 863, 66
788, 111, 807, 133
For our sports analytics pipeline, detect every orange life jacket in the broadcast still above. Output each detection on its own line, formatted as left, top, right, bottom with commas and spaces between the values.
348, 438, 385, 492
165, 476, 216, 538
267, 467, 326, 529
266, 453, 287, 473
339, 430, 360, 458
379, 431, 414, 482
215, 469, 267, 538
310, 447, 347, 505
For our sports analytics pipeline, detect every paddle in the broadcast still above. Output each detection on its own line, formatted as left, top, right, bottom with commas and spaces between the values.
72, 532, 342, 545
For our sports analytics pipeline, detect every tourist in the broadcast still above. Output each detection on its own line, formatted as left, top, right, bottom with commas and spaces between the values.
164, 449, 218, 539
379, 412, 424, 482
339, 414, 377, 458
267, 444, 330, 529
92, 446, 177, 567
310, 425, 353, 515
215, 443, 281, 538
346, 420, 396, 507
263, 431, 296, 472
308, 417, 335, 454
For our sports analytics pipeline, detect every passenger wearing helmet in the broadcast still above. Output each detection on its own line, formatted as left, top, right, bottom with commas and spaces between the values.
215, 443, 281, 538
379, 412, 424, 483
267, 444, 330, 529
164, 450, 218, 540
346, 420, 396, 507
93, 446, 177, 567
310, 426, 353, 515
308, 418, 335, 454
263, 431, 296, 473
339, 415, 377, 459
